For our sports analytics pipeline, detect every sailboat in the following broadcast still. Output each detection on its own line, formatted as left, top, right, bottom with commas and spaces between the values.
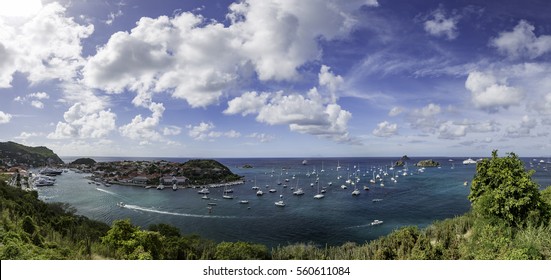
314, 181, 325, 199
222, 186, 233, 199
292, 178, 304, 195
352, 187, 360, 196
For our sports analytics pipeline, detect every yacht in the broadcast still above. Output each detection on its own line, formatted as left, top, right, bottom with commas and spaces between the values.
463, 158, 477, 165
256, 189, 264, 196
198, 188, 210, 194
275, 195, 285, 207
293, 188, 304, 195
351, 188, 360, 196
201, 195, 210, 200
269, 188, 277, 193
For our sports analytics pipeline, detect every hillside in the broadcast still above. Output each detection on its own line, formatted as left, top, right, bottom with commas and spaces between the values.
0, 141, 64, 167
180, 159, 242, 185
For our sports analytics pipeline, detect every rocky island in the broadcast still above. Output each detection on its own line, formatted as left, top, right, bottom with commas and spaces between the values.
394, 155, 410, 167
414, 159, 440, 167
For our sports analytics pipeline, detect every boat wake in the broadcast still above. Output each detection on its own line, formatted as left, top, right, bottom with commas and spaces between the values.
123, 204, 238, 219
95, 188, 126, 199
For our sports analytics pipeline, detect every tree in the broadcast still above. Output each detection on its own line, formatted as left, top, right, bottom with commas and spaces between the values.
468, 151, 550, 228
214, 241, 270, 260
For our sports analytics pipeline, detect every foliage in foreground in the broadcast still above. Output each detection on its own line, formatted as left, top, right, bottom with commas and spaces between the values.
2, 151, 551, 259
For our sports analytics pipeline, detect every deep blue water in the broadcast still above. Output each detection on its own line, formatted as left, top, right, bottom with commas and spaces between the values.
36, 157, 551, 248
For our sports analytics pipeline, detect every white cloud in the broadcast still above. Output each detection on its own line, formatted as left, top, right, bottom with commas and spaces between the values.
83, 0, 377, 108
31, 100, 44, 109
28, 92, 49, 99
48, 102, 117, 139
465, 71, 523, 111
438, 121, 467, 139
0, 3, 93, 87
119, 102, 165, 143
226, 89, 354, 143
15, 131, 40, 140
318, 65, 343, 102
163, 126, 182, 136
13, 91, 50, 108
0, 111, 12, 124
388, 106, 403, 117
490, 20, 551, 59
247, 132, 275, 143
424, 8, 459, 40
187, 122, 241, 141
372, 121, 398, 137
414, 103, 441, 117
105, 9, 123, 26
224, 91, 269, 116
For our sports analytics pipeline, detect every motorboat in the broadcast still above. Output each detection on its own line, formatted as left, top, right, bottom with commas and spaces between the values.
117, 201, 125, 208
370, 219, 383, 226
239, 200, 249, 204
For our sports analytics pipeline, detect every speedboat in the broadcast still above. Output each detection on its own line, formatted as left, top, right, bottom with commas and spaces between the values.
239, 200, 249, 204
370, 219, 383, 226
117, 201, 125, 207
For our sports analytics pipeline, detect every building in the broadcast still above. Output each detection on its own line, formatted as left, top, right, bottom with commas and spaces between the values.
160, 176, 189, 185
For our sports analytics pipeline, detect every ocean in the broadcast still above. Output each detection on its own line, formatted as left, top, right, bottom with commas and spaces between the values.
35, 157, 551, 248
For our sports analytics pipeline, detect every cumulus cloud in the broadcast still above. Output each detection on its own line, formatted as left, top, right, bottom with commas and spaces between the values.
490, 20, 551, 59
83, 0, 377, 108
437, 120, 499, 140
187, 122, 241, 141
119, 102, 165, 144
162, 126, 182, 136
372, 121, 398, 137
465, 71, 523, 111
0, 111, 12, 124
423, 7, 459, 40
14, 91, 50, 109
0, 3, 93, 87
225, 89, 354, 143
48, 102, 117, 139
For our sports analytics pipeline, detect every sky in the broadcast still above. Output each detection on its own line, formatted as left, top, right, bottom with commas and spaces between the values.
0, 0, 551, 158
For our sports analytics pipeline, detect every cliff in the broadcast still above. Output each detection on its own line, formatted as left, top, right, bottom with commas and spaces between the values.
415, 159, 440, 167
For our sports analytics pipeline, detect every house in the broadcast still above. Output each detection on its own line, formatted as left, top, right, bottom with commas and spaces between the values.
132, 176, 149, 185
160, 176, 189, 185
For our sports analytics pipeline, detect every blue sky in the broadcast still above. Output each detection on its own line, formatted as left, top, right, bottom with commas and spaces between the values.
1, 0, 551, 158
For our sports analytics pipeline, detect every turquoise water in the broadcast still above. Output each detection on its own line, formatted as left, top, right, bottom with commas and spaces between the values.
36, 157, 551, 248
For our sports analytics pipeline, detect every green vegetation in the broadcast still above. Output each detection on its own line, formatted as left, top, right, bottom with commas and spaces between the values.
414, 159, 440, 167
70, 158, 97, 166
181, 159, 243, 185
0, 141, 64, 167
1, 150, 550, 260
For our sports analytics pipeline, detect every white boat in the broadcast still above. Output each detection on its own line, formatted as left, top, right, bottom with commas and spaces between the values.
463, 158, 477, 165
172, 184, 178, 191
370, 219, 383, 226
201, 195, 210, 200
314, 182, 324, 199
269, 188, 277, 193
275, 200, 286, 207
302, 160, 308, 165
198, 188, 210, 194
372, 198, 383, 202
256, 190, 264, 196
340, 184, 347, 189
239, 200, 249, 204
117, 201, 125, 208
222, 194, 233, 199
352, 188, 360, 196
275, 195, 285, 207
363, 185, 370, 191
156, 184, 164, 190
293, 188, 304, 195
